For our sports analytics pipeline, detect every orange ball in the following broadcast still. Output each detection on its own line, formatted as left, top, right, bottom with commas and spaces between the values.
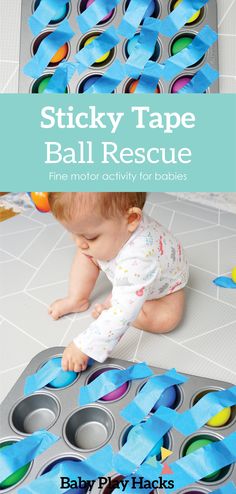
30, 192, 50, 213
128, 79, 160, 93
50, 44, 68, 64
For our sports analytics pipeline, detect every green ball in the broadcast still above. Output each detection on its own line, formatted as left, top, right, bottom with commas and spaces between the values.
185, 438, 220, 481
171, 36, 193, 56
37, 76, 52, 93
0, 442, 31, 489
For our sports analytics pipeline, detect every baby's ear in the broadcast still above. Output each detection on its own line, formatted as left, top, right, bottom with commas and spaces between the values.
127, 207, 142, 232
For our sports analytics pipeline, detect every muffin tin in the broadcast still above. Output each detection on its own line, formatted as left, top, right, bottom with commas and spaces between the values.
0, 347, 235, 493
18, 0, 219, 93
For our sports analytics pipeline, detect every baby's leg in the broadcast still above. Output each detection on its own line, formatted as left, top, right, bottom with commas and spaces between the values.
133, 289, 185, 333
49, 249, 99, 320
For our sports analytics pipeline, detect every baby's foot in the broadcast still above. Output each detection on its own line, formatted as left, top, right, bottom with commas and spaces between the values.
92, 294, 112, 319
48, 297, 89, 320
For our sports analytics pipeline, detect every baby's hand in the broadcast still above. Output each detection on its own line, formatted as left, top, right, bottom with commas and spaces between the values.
62, 342, 89, 372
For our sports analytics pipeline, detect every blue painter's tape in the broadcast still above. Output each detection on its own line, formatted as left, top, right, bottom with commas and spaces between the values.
18, 445, 113, 494
160, 0, 209, 37
24, 357, 77, 394
174, 385, 236, 435
213, 276, 236, 289
134, 61, 163, 93
0, 431, 59, 483
125, 17, 160, 78
75, 26, 120, 71
212, 482, 236, 494
29, 0, 69, 36
178, 64, 219, 93
78, 0, 119, 33
44, 60, 77, 93
24, 19, 74, 79
163, 25, 218, 80
79, 362, 153, 405
84, 60, 126, 93
113, 410, 171, 475
120, 368, 187, 424
118, 0, 152, 39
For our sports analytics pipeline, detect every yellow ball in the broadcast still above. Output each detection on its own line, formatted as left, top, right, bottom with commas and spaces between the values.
232, 267, 236, 283
84, 36, 110, 63
207, 407, 231, 427
173, 0, 201, 23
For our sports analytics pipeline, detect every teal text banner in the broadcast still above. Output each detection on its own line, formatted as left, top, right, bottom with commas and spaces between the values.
1, 94, 235, 191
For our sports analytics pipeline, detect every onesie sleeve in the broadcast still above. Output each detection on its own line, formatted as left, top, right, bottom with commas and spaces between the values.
73, 251, 159, 362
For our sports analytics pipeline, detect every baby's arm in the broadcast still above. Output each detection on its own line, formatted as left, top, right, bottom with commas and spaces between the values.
49, 248, 99, 320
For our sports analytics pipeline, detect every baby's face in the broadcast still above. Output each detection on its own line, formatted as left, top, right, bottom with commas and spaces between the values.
63, 210, 131, 261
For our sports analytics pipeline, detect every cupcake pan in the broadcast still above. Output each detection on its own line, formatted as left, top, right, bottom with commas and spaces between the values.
0, 347, 235, 492
18, 0, 219, 93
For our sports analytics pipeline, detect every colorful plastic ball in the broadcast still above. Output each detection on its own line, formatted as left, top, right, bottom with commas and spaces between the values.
171, 76, 192, 93
171, 36, 193, 56
84, 36, 110, 63
35, 0, 69, 23
173, 0, 201, 24
50, 43, 68, 64
47, 357, 78, 388
184, 437, 220, 480
0, 442, 31, 488
152, 385, 177, 412
207, 407, 231, 427
30, 192, 50, 213
126, 34, 139, 57
232, 267, 236, 283
42, 458, 86, 494
81, 75, 101, 92
89, 368, 128, 401
127, 424, 164, 458
85, 0, 114, 22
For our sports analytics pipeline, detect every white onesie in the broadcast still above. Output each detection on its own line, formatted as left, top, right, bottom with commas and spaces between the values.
74, 214, 189, 362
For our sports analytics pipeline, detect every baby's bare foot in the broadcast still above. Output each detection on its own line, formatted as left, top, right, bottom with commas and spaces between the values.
92, 295, 112, 319
48, 297, 89, 320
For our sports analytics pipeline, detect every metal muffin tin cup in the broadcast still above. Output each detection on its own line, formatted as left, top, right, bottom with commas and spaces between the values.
1, 347, 235, 493
10, 392, 60, 435
190, 387, 236, 431
19, 0, 219, 93
0, 438, 33, 492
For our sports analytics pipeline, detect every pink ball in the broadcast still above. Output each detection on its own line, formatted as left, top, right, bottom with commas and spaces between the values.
89, 368, 129, 401
171, 76, 192, 93
85, 0, 114, 22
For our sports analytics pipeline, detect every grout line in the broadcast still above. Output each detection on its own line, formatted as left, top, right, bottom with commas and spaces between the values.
187, 286, 236, 310
0, 363, 28, 375
180, 319, 236, 344
27, 279, 68, 290
184, 233, 236, 249
188, 263, 217, 276
19, 225, 46, 258
156, 204, 217, 225
0, 226, 41, 238
24, 290, 53, 310
162, 334, 236, 376
0, 247, 37, 270
168, 211, 175, 231
54, 243, 75, 252
0, 316, 48, 349
24, 231, 66, 290
1, 65, 18, 93
59, 314, 77, 345
132, 330, 143, 362
218, 0, 236, 28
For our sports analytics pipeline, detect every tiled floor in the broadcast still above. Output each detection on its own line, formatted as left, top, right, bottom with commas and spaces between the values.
0, 0, 236, 93
1, 193, 236, 403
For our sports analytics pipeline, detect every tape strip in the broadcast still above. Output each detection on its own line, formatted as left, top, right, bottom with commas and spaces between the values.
84, 60, 126, 93
113, 410, 171, 475
177, 64, 219, 93
18, 445, 113, 494
213, 276, 236, 289
125, 18, 160, 78
159, 0, 209, 37
163, 25, 218, 80
212, 482, 236, 494
75, 26, 120, 71
24, 357, 77, 395
79, 362, 153, 405
134, 61, 163, 93
44, 60, 77, 93
0, 431, 59, 483
24, 19, 74, 79
120, 368, 188, 424
29, 0, 69, 36
78, 0, 120, 34
118, 0, 153, 39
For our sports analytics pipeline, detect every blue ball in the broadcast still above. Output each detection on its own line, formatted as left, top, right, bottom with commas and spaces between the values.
82, 75, 101, 92
127, 424, 164, 458
126, 34, 139, 57
152, 386, 177, 412
35, 0, 68, 22
43, 459, 86, 494
47, 357, 78, 389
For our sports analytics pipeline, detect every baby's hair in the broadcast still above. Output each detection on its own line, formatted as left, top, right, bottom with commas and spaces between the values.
48, 192, 147, 221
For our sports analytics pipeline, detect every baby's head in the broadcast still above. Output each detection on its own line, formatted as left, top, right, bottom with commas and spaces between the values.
48, 192, 146, 260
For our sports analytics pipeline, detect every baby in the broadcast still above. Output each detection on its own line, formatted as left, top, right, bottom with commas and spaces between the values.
48, 192, 189, 372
